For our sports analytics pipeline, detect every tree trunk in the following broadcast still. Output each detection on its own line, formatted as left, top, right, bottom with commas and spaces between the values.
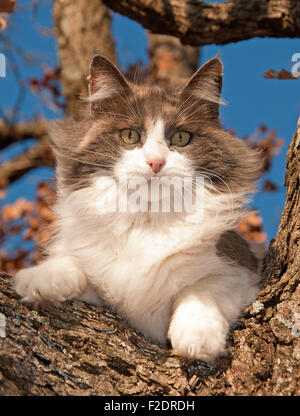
0, 118, 299, 396
53, 0, 116, 116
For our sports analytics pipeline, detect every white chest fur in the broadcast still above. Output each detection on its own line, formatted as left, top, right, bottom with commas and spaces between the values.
52, 183, 247, 343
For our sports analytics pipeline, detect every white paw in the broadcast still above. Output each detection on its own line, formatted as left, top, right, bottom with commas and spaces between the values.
168, 312, 228, 362
14, 257, 87, 303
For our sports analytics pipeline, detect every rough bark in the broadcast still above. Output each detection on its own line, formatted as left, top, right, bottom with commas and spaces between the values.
0, 118, 299, 396
102, 0, 300, 46
53, 0, 116, 116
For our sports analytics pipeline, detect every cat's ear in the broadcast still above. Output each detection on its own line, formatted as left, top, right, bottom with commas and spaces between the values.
87, 55, 131, 114
181, 56, 224, 115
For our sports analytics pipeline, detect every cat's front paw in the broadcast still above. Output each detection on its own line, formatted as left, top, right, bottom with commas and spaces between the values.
14, 257, 87, 303
168, 315, 228, 362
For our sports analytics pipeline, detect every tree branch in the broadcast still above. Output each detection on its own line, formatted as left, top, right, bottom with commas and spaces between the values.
103, 0, 300, 46
0, 272, 214, 395
0, 139, 54, 187
0, 0, 15, 13
0, 120, 47, 151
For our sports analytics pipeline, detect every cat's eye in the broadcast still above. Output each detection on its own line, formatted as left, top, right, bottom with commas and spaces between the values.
120, 129, 140, 144
171, 131, 191, 147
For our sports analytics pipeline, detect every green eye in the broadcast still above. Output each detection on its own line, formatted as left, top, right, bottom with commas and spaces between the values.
171, 131, 191, 147
120, 129, 140, 144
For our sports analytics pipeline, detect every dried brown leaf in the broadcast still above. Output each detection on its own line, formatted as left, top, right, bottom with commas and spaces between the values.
264, 69, 297, 80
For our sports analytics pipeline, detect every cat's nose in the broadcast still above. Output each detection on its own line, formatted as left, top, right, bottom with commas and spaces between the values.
146, 159, 166, 173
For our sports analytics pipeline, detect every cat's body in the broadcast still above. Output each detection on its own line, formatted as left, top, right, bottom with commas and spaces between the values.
14, 56, 263, 362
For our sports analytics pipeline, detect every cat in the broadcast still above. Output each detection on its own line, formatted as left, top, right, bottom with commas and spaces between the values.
14, 55, 263, 362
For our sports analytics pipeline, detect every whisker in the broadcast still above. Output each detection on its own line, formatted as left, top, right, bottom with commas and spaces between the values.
178, 120, 207, 126
194, 168, 232, 192
133, 61, 142, 85
114, 88, 139, 119
132, 64, 142, 116
54, 151, 114, 169
176, 97, 202, 120
194, 169, 235, 219
174, 94, 193, 116
97, 111, 132, 120
55, 140, 120, 161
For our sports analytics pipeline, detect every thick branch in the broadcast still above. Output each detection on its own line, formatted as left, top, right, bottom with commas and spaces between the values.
0, 120, 47, 151
0, 139, 54, 187
103, 0, 300, 46
263, 117, 300, 284
0, 272, 215, 396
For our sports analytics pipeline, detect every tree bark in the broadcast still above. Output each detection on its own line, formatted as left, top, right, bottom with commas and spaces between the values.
0, 118, 299, 396
53, 0, 116, 116
0, 120, 46, 151
0, 138, 53, 187
102, 0, 300, 46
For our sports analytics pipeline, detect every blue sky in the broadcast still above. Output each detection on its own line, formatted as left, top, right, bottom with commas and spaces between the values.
0, 0, 299, 246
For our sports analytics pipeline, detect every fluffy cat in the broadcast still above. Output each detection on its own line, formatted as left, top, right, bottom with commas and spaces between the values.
14, 55, 263, 362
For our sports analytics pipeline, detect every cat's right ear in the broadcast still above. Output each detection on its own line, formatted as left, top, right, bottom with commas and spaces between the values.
87, 55, 131, 115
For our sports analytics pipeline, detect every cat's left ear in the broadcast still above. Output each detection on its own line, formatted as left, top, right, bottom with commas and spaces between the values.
181, 56, 224, 115
87, 55, 131, 115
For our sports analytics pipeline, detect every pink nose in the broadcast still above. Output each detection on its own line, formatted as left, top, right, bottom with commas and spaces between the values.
146, 159, 165, 173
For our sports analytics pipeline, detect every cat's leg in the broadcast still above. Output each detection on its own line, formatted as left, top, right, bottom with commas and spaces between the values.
78, 283, 105, 308
14, 256, 88, 303
168, 272, 258, 362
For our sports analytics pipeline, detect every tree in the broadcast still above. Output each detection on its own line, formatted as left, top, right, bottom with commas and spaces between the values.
0, 0, 299, 395
102, 0, 300, 45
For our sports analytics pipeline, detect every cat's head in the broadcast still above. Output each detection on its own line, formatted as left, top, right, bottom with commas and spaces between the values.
50, 55, 262, 215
